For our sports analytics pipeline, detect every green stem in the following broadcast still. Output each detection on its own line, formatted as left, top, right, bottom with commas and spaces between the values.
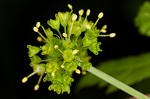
87, 66, 150, 99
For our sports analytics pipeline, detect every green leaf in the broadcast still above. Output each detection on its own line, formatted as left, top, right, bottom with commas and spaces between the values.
77, 52, 150, 93
135, 1, 150, 37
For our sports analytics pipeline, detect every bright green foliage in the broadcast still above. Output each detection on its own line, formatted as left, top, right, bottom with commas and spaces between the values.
77, 52, 150, 94
22, 4, 115, 94
135, 1, 150, 36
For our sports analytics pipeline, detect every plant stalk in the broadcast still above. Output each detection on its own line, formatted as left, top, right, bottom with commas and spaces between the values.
87, 66, 150, 99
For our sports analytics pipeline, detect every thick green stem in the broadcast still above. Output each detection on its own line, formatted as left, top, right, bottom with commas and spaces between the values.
87, 66, 150, 99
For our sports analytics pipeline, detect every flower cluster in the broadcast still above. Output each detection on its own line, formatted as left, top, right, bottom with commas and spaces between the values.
22, 4, 115, 94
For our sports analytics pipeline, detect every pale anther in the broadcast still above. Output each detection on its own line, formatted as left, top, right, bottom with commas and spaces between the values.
101, 29, 107, 33
72, 50, 79, 55
109, 33, 116, 38
34, 84, 39, 91
72, 14, 77, 21
36, 22, 41, 28
102, 25, 107, 30
37, 36, 43, 42
54, 45, 59, 49
86, 9, 90, 16
51, 72, 55, 77
76, 69, 81, 74
63, 33, 67, 38
22, 77, 28, 83
68, 4, 72, 10
33, 27, 39, 32
98, 12, 104, 19
86, 24, 91, 29
61, 64, 65, 68
79, 9, 84, 16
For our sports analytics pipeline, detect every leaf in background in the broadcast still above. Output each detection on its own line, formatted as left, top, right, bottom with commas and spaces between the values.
135, 1, 150, 37
76, 52, 150, 94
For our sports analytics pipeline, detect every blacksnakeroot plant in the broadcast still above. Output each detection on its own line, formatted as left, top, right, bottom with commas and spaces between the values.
22, 4, 150, 99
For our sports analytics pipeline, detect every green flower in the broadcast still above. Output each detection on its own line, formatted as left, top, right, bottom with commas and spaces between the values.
22, 4, 115, 94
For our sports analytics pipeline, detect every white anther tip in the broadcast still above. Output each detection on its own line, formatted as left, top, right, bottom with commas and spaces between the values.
72, 50, 79, 55
76, 69, 81, 74
61, 64, 65, 68
22, 77, 28, 83
86, 24, 91, 29
68, 4, 72, 10
54, 45, 59, 49
98, 12, 104, 18
86, 9, 90, 16
34, 84, 39, 91
36, 22, 41, 28
62, 33, 67, 38
37, 36, 43, 42
79, 9, 84, 16
109, 33, 116, 38
33, 27, 39, 32
72, 14, 77, 21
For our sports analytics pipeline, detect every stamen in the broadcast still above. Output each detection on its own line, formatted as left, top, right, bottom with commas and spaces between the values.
99, 33, 116, 38
34, 73, 44, 91
22, 71, 37, 83
94, 12, 104, 26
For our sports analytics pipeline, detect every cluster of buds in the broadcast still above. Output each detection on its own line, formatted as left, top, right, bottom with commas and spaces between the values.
22, 4, 115, 94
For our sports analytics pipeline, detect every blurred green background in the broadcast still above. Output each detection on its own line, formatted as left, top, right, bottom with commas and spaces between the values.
1, 0, 150, 99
